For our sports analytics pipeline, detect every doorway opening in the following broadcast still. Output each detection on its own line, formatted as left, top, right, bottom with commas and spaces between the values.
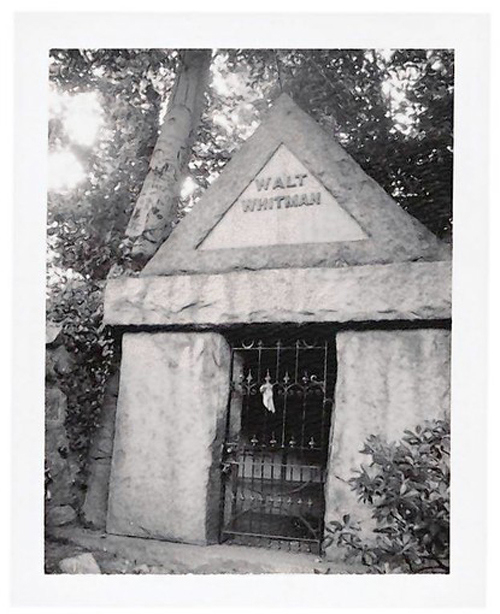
220, 326, 336, 554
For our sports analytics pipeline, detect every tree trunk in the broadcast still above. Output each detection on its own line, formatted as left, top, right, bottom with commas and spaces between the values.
124, 49, 211, 268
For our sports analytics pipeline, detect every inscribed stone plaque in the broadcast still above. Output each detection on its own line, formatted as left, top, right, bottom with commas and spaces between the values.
199, 144, 367, 249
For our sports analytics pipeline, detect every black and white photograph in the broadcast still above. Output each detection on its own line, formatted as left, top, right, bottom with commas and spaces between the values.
10, 10, 491, 610
45, 44, 453, 575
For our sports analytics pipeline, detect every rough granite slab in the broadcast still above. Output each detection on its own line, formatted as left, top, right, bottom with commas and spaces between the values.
106, 332, 231, 544
104, 261, 451, 327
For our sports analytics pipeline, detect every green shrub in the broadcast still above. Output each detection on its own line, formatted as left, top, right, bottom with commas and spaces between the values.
325, 418, 450, 573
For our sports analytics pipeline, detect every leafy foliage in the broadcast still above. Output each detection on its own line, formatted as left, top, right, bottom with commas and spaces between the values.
48, 49, 178, 280
324, 419, 450, 573
46, 278, 118, 498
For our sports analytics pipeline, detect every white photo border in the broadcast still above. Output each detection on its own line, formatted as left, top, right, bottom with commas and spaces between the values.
12, 11, 489, 608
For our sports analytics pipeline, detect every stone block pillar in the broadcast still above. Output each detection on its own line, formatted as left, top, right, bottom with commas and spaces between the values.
106, 331, 231, 544
324, 328, 451, 555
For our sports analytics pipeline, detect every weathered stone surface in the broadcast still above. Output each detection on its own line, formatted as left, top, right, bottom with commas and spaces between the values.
45, 386, 67, 426
324, 328, 451, 559
199, 144, 367, 249
45, 426, 75, 505
50, 345, 73, 375
81, 372, 120, 529
46, 504, 77, 527
106, 332, 231, 544
59, 552, 101, 574
46, 321, 62, 345
104, 261, 451, 327
46, 344, 74, 383
45, 385, 80, 506
144, 94, 449, 276
45, 323, 79, 508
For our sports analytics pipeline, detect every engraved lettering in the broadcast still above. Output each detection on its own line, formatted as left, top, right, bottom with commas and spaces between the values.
273, 176, 285, 190
274, 195, 285, 209
242, 189, 322, 212
296, 173, 308, 187
285, 194, 300, 208
242, 199, 256, 212
255, 177, 271, 192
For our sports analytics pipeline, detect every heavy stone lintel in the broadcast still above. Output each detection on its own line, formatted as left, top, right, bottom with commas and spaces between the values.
104, 261, 451, 327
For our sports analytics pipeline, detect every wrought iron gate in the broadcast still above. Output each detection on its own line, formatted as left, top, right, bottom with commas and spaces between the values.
220, 331, 335, 553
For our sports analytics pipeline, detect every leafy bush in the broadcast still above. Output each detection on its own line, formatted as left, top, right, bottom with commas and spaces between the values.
325, 419, 450, 573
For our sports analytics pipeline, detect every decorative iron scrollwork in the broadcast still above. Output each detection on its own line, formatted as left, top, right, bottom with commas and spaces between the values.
222, 332, 334, 551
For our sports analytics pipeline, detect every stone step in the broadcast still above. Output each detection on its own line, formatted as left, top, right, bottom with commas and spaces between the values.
50, 526, 365, 575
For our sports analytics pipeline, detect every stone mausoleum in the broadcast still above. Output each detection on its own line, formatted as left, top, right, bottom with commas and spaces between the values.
101, 94, 451, 558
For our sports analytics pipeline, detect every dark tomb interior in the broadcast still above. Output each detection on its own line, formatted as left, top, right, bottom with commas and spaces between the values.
220, 325, 336, 552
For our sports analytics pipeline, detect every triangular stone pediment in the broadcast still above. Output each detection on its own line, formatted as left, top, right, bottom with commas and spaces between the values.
199, 144, 368, 250
143, 94, 449, 276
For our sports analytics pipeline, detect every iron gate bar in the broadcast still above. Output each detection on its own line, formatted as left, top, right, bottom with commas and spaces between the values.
221, 331, 335, 551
